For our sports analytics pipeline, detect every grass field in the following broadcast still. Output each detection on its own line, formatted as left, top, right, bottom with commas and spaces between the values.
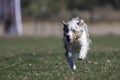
0, 36, 120, 80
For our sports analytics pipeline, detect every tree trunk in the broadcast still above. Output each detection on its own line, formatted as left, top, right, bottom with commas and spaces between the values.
3, 0, 23, 36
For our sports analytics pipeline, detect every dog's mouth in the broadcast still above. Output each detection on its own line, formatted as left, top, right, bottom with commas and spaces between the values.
68, 39, 73, 43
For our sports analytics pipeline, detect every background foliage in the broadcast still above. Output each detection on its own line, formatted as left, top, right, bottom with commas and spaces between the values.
21, 0, 120, 20
21, 0, 120, 18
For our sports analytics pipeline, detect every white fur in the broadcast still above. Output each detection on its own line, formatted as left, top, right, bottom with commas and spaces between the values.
63, 17, 91, 70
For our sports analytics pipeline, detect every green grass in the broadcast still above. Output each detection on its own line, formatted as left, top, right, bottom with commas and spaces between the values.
0, 36, 120, 80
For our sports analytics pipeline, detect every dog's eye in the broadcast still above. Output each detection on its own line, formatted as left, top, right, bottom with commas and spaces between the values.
66, 28, 69, 33
77, 22, 80, 25
72, 29, 77, 33
64, 27, 69, 33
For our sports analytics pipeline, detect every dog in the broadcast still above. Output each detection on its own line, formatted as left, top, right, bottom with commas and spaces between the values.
62, 17, 91, 70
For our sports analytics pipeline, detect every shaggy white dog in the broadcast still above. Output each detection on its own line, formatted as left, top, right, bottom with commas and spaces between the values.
63, 17, 91, 70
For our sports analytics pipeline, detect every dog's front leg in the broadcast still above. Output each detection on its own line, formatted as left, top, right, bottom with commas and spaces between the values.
78, 45, 88, 60
65, 52, 76, 70
65, 44, 76, 70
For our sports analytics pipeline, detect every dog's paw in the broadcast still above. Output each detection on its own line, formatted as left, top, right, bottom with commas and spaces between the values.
78, 58, 83, 60
78, 54, 86, 60
72, 64, 76, 70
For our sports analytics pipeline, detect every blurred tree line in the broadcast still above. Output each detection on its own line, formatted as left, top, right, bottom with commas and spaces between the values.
21, 0, 120, 20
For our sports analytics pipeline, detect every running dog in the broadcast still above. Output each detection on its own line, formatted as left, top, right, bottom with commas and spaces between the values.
63, 17, 91, 70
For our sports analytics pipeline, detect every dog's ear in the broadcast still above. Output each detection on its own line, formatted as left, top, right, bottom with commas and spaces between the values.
77, 18, 85, 26
75, 17, 81, 25
80, 19, 85, 26
62, 21, 67, 27
76, 17, 80, 20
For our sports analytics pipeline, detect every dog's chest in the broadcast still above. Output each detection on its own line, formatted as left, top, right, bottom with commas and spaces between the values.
71, 41, 81, 53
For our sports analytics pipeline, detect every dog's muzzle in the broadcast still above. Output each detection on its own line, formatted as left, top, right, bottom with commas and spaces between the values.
66, 35, 71, 42
66, 33, 81, 42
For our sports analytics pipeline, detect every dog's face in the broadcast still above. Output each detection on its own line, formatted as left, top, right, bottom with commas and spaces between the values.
63, 17, 84, 43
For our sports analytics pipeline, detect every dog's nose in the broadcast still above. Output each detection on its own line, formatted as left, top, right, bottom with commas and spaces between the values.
66, 35, 70, 39
66, 35, 70, 41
